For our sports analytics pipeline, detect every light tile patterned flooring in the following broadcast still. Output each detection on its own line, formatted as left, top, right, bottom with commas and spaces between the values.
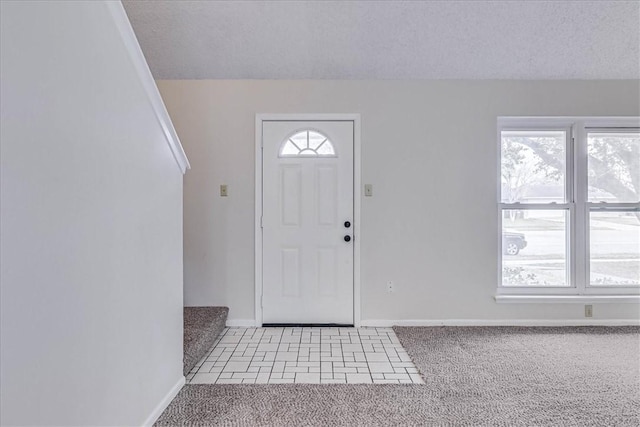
187, 327, 424, 385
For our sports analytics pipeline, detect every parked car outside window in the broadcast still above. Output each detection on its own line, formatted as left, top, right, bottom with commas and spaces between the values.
503, 232, 527, 255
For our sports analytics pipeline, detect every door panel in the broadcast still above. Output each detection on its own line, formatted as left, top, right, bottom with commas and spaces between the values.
316, 166, 337, 226
262, 121, 354, 324
280, 166, 301, 226
281, 248, 300, 297
317, 248, 338, 297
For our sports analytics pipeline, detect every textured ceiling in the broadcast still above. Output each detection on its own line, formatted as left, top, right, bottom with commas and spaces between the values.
123, 0, 640, 80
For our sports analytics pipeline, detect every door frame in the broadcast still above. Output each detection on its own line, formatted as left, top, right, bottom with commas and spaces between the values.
255, 114, 362, 327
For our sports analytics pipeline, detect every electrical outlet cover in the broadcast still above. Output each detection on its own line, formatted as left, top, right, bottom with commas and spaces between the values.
585, 305, 593, 318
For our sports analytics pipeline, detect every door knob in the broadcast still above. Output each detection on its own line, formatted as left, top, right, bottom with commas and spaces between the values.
344, 221, 351, 228
344, 235, 351, 242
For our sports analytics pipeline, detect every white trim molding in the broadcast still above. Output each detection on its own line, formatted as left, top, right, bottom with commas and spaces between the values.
106, 1, 190, 174
497, 116, 640, 128
495, 294, 640, 304
254, 114, 362, 327
207, 318, 640, 328
226, 319, 260, 327
361, 318, 640, 327
141, 376, 185, 427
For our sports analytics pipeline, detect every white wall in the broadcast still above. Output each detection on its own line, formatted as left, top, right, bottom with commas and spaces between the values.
1, 2, 184, 425
157, 80, 640, 325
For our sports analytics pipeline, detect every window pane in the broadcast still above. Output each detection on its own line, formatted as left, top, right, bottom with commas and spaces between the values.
501, 131, 566, 203
279, 130, 336, 157
587, 131, 640, 203
590, 211, 640, 286
280, 140, 299, 155
502, 209, 569, 287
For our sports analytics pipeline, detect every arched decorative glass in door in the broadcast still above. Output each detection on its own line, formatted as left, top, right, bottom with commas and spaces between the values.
279, 130, 336, 157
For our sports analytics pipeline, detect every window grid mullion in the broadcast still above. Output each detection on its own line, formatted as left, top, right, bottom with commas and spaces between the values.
499, 203, 572, 210
566, 127, 575, 290
587, 203, 640, 211
573, 123, 588, 294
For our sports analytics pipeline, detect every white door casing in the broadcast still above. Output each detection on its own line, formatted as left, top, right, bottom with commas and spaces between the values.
261, 120, 355, 324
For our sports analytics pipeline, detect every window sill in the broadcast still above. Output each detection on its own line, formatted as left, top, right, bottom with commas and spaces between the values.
494, 295, 640, 304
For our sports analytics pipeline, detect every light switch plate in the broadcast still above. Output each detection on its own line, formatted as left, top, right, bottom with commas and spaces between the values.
364, 184, 373, 197
220, 184, 228, 197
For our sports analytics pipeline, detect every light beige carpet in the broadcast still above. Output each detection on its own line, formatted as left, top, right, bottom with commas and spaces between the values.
156, 326, 640, 426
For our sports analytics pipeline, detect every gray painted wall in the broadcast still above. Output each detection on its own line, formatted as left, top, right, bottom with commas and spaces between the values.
1, 2, 184, 425
157, 79, 639, 324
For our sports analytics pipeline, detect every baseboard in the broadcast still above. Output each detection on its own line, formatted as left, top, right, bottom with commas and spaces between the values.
220, 318, 639, 328
141, 376, 185, 427
226, 319, 258, 327
360, 319, 640, 327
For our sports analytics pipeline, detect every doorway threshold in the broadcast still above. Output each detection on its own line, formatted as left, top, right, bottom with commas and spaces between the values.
262, 323, 354, 328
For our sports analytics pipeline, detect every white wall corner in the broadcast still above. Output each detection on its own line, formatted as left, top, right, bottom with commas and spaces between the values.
141, 376, 184, 427
105, 1, 190, 174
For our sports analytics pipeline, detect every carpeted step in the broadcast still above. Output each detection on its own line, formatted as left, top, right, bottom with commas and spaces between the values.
183, 306, 229, 375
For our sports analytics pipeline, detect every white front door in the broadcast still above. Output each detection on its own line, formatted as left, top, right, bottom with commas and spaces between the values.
262, 121, 354, 324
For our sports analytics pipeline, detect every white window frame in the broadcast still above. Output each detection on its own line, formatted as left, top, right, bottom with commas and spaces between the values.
497, 117, 640, 297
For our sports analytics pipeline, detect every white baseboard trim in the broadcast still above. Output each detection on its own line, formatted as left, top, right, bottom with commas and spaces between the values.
360, 319, 640, 327
495, 295, 640, 303
226, 319, 258, 327
222, 318, 639, 328
141, 376, 185, 427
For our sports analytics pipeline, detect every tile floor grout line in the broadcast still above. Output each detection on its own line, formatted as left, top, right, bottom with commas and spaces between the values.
191, 326, 424, 385
214, 328, 238, 384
